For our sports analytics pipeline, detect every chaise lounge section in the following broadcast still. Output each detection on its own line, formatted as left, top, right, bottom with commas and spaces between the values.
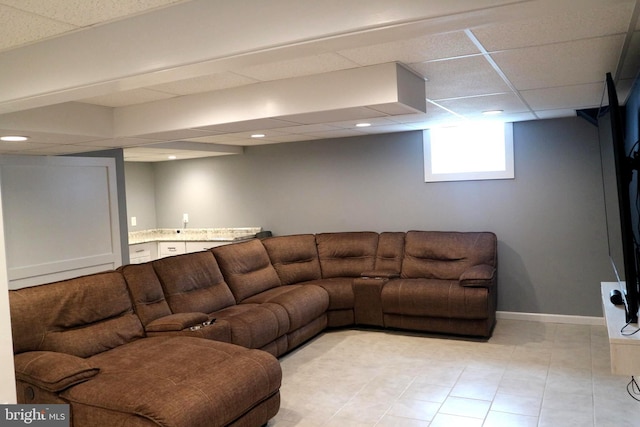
10, 271, 281, 427
9, 230, 497, 427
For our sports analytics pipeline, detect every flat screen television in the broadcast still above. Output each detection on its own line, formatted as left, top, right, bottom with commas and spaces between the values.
600, 72, 639, 325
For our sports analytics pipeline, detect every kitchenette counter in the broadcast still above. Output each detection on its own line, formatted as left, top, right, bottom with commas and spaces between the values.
129, 227, 262, 245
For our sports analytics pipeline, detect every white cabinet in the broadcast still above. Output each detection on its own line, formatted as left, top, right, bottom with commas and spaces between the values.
158, 242, 186, 258
601, 282, 640, 375
129, 242, 157, 263
130, 240, 236, 261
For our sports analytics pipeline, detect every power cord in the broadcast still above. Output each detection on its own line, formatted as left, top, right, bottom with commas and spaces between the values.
620, 321, 640, 336
628, 376, 640, 401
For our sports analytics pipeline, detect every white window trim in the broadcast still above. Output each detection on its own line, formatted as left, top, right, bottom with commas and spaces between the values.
423, 122, 514, 182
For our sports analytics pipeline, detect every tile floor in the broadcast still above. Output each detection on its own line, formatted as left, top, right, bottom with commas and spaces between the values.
268, 319, 639, 426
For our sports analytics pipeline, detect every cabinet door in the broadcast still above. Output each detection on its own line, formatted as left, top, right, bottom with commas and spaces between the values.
185, 241, 216, 253
129, 242, 158, 263
158, 242, 186, 258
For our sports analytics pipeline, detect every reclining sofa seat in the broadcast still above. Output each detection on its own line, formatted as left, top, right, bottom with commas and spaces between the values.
381, 231, 498, 337
123, 249, 300, 357
262, 232, 381, 327
262, 231, 497, 337
9, 271, 282, 427
212, 239, 330, 354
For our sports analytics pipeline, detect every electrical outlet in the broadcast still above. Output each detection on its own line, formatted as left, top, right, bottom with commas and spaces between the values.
131, 216, 137, 226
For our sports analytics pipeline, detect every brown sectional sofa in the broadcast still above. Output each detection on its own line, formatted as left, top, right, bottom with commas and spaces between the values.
9, 230, 497, 427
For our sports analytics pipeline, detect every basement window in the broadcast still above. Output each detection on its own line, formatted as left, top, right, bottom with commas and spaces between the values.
423, 122, 514, 182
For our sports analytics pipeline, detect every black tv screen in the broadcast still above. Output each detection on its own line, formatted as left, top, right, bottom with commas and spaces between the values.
600, 72, 639, 324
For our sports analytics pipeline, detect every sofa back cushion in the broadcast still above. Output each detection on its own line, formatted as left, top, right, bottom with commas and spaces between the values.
316, 232, 378, 278
401, 231, 497, 280
213, 239, 282, 302
262, 234, 321, 285
9, 271, 144, 357
119, 263, 173, 326
151, 251, 237, 313
374, 232, 405, 273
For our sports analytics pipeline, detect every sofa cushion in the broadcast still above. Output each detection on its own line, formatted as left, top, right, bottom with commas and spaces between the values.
301, 278, 355, 310
152, 251, 237, 313
381, 278, 491, 319
316, 232, 378, 278
401, 231, 497, 280
213, 303, 290, 350
9, 271, 145, 357
262, 234, 322, 285
242, 284, 329, 331
213, 239, 282, 302
374, 232, 405, 273
64, 336, 281, 427
119, 263, 173, 326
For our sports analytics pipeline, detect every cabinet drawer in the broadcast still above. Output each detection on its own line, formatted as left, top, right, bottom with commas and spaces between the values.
185, 241, 217, 253
130, 249, 151, 264
158, 242, 186, 258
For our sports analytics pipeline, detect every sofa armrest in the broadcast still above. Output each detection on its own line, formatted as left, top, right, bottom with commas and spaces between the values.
360, 270, 400, 279
146, 312, 210, 332
14, 351, 99, 392
459, 264, 496, 287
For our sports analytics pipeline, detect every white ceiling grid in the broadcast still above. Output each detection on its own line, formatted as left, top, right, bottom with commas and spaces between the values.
0, 0, 638, 161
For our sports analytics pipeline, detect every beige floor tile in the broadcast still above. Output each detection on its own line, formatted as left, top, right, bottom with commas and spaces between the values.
270, 322, 634, 426
483, 411, 538, 427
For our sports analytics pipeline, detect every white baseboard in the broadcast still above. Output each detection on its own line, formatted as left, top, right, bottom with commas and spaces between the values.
497, 311, 604, 326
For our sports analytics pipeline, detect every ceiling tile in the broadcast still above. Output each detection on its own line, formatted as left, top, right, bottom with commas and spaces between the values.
328, 117, 399, 129
283, 107, 387, 125
412, 55, 511, 100
147, 72, 258, 95
0, 5, 76, 52
0, 140, 50, 153
79, 137, 165, 148
273, 123, 341, 134
24, 144, 93, 155
183, 134, 247, 144
0, 0, 185, 27
491, 35, 625, 90
337, 31, 480, 66
471, 0, 635, 51
436, 92, 529, 116
195, 118, 299, 133
303, 128, 366, 139
80, 88, 176, 107
235, 53, 359, 81
0, 129, 102, 144
137, 128, 215, 140
619, 31, 640, 80
521, 82, 604, 111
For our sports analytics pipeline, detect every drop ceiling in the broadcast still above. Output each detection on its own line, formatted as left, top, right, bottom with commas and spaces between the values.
0, 0, 638, 162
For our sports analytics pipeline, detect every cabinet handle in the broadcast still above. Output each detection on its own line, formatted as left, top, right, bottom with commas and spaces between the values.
168, 247, 176, 251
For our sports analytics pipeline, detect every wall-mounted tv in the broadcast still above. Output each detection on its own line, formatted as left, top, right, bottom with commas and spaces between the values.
600, 72, 639, 325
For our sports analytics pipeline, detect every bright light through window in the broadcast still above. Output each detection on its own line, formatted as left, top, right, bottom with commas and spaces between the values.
424, 122, 514, 182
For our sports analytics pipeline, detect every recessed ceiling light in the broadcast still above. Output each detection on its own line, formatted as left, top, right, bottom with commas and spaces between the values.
482, 110, 503, 116
355, 123, 371, 127
251, 133, 266, 138
1, 135, 29, 142
168, 155, 177, 160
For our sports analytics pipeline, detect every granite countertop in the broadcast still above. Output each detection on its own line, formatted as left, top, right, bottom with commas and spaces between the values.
129, 227, 262, 245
